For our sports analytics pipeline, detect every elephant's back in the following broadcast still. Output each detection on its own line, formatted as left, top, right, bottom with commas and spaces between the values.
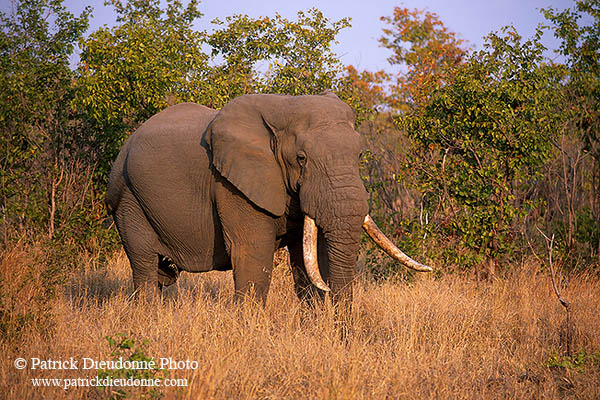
135, 102, 217, 143
149, 102, 216, 128
127, 102, 216, 166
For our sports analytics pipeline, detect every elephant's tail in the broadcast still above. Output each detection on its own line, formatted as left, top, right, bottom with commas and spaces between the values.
105, 139, 132, 216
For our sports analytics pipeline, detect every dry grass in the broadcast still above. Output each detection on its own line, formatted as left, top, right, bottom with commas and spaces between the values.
1, 243, 599, 399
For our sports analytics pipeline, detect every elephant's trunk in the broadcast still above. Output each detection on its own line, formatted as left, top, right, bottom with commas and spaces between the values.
299, 161, 368, 297
324, 225, 363, 300
301, 163, 429, 299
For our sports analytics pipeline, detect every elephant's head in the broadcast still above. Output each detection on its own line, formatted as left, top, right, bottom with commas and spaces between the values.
208, 93, 431, 300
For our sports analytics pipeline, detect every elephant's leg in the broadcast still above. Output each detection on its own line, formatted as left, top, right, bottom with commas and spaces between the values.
288, 230, 330, 303
114, 190, 161, 299
229, 236, 275, 303
216, 181, 277, 304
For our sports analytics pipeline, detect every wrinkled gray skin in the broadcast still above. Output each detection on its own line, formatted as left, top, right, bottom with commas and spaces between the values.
107, 93, 368, 303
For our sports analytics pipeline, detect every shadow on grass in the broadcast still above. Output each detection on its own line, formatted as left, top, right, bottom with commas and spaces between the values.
64, 266, 234, 307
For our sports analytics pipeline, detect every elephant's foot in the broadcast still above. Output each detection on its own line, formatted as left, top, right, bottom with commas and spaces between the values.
158, 254, 180, 289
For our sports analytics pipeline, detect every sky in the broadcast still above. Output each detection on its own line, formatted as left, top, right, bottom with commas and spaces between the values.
3, 0, 579, 71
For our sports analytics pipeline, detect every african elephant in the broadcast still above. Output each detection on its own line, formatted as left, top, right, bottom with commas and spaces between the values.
106, 93, 431, 303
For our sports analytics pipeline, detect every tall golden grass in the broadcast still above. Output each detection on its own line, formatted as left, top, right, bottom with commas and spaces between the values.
1, 243, 599, 399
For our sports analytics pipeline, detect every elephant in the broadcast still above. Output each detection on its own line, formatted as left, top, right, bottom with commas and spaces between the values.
106, 92, 431, 303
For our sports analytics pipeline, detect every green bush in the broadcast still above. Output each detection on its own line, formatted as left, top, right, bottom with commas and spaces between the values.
397, 27, 564, 270
98, 333, 168, 399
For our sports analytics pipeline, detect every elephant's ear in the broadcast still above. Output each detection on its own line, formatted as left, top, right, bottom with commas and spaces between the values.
208, 95, 287, 217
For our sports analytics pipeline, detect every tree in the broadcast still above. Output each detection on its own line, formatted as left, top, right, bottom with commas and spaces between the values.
75, 0, 208, 179
344, 7, 469, 255
543, 0, 600, 262
0, 0, 90, 237
207, 8, 351, 105
379, 7, 469, 111
398, 27, 564, 273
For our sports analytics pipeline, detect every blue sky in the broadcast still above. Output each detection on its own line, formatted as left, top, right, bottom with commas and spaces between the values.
5, 0, 578, 71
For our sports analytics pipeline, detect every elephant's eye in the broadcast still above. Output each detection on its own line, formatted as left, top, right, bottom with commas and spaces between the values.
297, 151, 307, 166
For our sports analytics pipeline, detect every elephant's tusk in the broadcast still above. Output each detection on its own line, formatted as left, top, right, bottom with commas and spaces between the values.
303, 215, 331, 292
362, 214, 433, 272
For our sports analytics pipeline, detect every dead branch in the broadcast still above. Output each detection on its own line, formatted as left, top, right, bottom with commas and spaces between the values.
536, 226, 572, 354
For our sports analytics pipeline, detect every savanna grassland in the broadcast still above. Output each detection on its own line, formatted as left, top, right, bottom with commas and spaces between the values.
2, 0, 600, 399
1, 243, 599, 399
